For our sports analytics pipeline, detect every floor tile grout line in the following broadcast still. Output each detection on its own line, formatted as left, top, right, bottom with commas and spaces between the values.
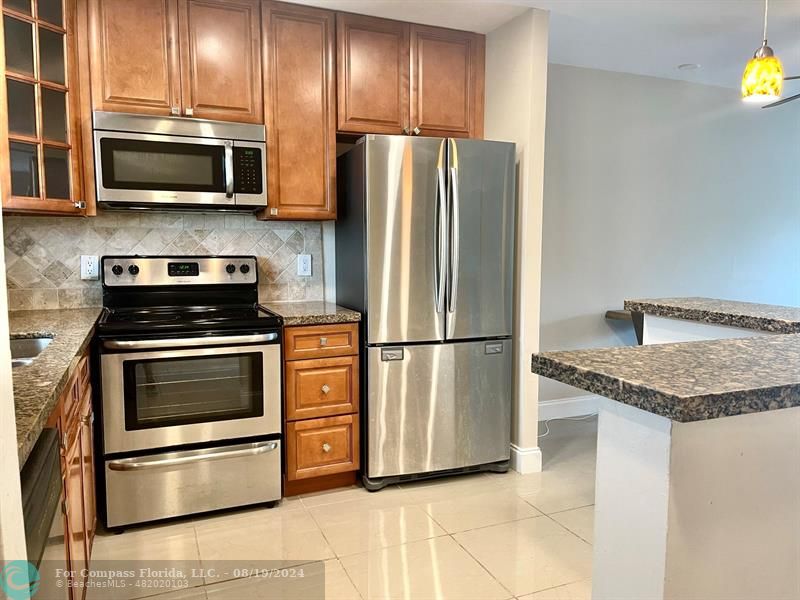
539, 511, 594, 548
447, 531, 516, 599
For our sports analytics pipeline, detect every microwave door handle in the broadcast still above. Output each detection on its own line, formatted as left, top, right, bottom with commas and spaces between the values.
224, 141, 234, 198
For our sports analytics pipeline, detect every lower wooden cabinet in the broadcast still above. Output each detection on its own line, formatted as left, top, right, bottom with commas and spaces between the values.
283, 322, 361, 494
48, 353, 95, 600
286, 414, 359, 480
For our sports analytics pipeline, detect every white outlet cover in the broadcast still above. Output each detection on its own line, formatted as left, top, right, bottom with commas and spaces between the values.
80, 255, 99, 280
297, 254, 312, 277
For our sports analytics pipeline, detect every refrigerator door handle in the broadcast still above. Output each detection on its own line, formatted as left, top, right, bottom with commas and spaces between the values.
435, 141, 448, 313
448, 164, 460, 313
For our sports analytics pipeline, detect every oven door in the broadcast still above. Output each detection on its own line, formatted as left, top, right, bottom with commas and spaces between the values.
94, 130, 234, 207
101, 334, 281, 454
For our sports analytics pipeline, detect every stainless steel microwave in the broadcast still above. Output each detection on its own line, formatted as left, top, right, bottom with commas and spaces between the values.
93, 111, 267, 210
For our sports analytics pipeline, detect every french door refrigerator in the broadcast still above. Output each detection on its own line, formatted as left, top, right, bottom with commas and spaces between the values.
336, 135, 516, 490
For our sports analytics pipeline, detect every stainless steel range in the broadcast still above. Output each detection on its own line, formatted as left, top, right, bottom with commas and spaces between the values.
96, 255, 283, 528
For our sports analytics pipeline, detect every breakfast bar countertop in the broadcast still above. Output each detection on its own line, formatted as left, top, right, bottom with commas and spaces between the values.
624, 297, 800, 334
11, 307, 103, 466
261, 301, 361, 326
531, 333, 800, 422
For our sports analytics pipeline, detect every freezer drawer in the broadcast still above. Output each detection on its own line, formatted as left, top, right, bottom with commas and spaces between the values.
105, 440, 281, 527
367, 340, 511, 478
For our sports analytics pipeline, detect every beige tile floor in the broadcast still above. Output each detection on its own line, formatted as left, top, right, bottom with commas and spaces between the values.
90, 416, 597, 600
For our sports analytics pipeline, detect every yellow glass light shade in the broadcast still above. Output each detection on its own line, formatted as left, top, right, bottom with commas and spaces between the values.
742, 55, 784, 103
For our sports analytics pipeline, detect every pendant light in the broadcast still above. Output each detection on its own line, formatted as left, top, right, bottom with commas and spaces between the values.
741, 0, 784, 103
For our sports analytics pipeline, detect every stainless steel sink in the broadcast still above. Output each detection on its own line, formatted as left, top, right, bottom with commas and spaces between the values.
11, 336, 53, 368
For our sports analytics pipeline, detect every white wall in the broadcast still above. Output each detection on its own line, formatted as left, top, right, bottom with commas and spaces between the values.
540, 64, 800, 404
485, 8, 549, 473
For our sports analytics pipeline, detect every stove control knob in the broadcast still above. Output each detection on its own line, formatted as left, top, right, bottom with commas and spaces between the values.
111, 265, 123, 276
239, 264, 250, 274
128, 264, 140, 276
225, 264, 236, 274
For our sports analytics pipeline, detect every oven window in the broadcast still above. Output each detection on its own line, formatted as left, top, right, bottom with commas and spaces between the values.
99, 138, 225, 192
122, 353, 264, 430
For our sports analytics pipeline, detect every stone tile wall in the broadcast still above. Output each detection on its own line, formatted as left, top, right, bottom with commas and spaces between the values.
3, 211, 324, 310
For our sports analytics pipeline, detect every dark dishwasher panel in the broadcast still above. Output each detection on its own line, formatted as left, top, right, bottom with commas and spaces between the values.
21, 428, 68, 599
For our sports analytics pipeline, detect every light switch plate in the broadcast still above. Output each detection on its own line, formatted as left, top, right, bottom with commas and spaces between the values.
297, 254, 312, 277
80, 255, 99, 280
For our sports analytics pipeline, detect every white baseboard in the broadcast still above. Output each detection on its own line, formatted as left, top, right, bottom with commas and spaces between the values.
510, 443, 542, 474
539, 394, 600, 421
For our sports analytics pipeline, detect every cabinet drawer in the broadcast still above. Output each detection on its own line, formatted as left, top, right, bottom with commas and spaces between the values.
284, 323, 359, 360
286, 356, 359, 421
286, 415, 359, 480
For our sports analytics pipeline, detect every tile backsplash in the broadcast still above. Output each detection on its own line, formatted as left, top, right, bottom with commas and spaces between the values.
3, 211, 324, 310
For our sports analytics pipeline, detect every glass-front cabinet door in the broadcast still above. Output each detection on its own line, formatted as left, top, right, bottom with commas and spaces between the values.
1, 0, 87, 214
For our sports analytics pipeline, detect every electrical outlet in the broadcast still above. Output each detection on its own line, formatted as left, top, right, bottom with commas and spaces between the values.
80, 255, 99, 280
297, 254, 312, 277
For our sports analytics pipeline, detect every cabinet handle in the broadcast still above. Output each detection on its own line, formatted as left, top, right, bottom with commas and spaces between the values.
413, 127, 421, 135
402, 127, 410, 135
319, 337, 328, 346
73, 201, 86, 209
322, 442, 331, 453
185, 107, 194, 117
321, 384, 330, 394
171, 106, 180, 116
62, 432, 68, 450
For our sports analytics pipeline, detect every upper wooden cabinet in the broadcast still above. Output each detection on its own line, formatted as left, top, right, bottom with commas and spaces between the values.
87, 0, 180, 116
336, 14, 484, 138
261, 1, 335, 220
88, 0, 262, 123
1, 0, 92, 215
179, 0, 262, 122
410, 24, 484, 139
336, 13, 409, 135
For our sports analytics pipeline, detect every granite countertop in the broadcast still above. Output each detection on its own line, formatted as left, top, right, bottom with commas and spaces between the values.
625, 297, 800, 334
262, 301, 361, 326
11, 308, 103, 465
532, 334, 800, 422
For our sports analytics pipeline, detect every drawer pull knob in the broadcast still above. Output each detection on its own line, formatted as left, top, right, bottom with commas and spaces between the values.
321, 384, 330, 394
319, 337, 328, 346
322, 442, 331, 453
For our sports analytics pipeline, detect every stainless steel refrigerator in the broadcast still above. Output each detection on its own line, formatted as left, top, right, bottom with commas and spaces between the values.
336, 135, 516, 490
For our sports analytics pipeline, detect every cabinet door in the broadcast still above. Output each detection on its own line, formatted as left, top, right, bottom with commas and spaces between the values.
178, 0, 262, 123
262, 2, 335, 220
410, 25, 484, 138
79, 390, 96, 554
88, 0, 181, 116
336, 13, 409, 134
1, 0, 89, 214
64, 438, 87, 597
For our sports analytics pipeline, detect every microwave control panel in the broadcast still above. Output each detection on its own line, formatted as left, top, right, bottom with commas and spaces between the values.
234, 147, 263, 195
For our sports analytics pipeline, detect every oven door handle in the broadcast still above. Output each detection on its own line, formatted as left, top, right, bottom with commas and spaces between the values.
107, 441, 279, 472
102, 332, 278, 350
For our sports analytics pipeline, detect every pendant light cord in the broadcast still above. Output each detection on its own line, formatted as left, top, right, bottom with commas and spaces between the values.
763, 0, 769, 43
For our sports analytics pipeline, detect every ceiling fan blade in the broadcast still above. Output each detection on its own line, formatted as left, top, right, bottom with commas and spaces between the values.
762, 92, 800, 108
784, 75, 800, 81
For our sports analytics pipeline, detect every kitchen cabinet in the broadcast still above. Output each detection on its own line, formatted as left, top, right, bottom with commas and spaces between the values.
261, 1, 335, 220
1, 0, 92, 214
336, 13, 409, 135
336, 13, 485, 138
283, 322, 360, 495
410, 24, 484, 139
88, 0, 262, 122
87, 0, 180, 116
47, 353, 94, 599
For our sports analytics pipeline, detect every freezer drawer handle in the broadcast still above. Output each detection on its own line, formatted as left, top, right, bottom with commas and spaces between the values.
381, 348, 404, 362
107, 441, 279, 471
485, 342, 504, 355
103, 332, 277, 350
